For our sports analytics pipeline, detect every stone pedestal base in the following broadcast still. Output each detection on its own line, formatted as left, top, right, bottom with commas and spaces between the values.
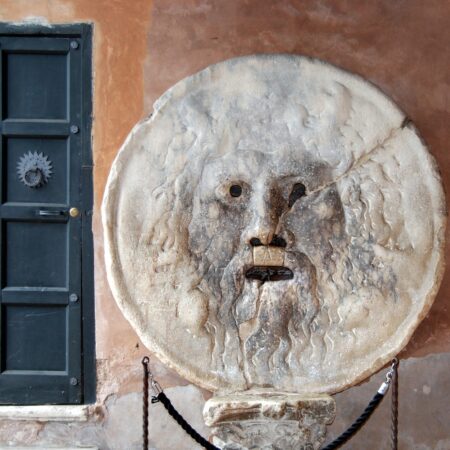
203, 391, 336, 450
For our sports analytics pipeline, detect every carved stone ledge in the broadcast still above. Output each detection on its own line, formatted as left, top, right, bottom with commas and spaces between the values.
204, 391, 336, 450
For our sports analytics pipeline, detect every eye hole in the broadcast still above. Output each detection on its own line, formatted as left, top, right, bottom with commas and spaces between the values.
229, 184, 242, 198
288, 182, 306, 207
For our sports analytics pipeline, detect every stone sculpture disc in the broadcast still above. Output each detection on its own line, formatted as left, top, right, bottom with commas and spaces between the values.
103, 55, 446, 394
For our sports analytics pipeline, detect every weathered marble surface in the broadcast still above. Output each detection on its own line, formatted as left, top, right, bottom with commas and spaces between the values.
103, 55, 446, 394
204, 391, 335, 450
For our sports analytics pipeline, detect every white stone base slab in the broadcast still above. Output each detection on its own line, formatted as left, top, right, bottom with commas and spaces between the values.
0, 405, 89, 422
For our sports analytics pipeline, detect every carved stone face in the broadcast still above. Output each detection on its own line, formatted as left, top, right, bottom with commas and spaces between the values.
103, 55, 446, 393
187, 147, 347, 385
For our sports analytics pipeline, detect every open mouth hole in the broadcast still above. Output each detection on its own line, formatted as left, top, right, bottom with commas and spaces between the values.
245, 266, 294, 282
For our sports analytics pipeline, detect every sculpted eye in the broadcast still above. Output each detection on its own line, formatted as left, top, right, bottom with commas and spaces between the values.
229, 184, 242, 198
288, 182, 306, 207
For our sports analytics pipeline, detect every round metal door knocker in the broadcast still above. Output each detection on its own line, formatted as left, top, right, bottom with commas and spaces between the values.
17, 151, 53, 188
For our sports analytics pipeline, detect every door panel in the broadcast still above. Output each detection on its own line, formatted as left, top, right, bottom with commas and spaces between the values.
0, 26, 92, 405
3, 304, 67, 371
5, 52, 68, 120
5, 221, 68, 287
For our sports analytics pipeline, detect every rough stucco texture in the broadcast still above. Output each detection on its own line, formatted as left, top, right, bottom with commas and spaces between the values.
0, 1, 449, 449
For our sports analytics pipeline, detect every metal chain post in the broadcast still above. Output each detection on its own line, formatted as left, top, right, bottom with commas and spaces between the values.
390, 358, 399, 450
142, 357, 150, 450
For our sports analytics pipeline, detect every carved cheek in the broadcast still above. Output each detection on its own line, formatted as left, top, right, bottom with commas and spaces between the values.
315, 202, 335, 220
191, 199, 249, 263
188, 201, 218, 253
218, 206, 249, 248
208, 202, 220, 220
285, 202, 313, 231
284, 202, 329, 252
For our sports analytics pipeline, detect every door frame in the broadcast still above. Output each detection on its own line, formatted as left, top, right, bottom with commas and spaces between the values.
0, 22, 95, 404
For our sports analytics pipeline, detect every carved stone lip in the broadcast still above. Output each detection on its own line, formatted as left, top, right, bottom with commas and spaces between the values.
245, 265, 294, 282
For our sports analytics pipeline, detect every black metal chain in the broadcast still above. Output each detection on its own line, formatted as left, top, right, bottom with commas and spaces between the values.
322, 358, 399, 450
142, 357, 219, 450
154, 391, 220, 450
142, 356, 399, 450
321, 392, 385, 450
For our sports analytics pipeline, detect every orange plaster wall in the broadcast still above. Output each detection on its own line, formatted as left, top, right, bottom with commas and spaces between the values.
0, 0, 449, 401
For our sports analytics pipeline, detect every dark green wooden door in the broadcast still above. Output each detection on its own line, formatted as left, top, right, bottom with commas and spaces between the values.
0, 25, 93, 404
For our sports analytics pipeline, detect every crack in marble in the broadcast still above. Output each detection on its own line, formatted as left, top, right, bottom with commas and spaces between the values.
307, 124, 403, 196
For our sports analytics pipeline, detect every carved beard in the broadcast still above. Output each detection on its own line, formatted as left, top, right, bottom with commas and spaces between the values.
199, 247, 319, 388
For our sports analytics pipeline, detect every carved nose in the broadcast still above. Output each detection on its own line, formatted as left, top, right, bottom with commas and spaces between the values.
247, 214, 287, 247
246, 182, 284, 246
247, 218, 276, 246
